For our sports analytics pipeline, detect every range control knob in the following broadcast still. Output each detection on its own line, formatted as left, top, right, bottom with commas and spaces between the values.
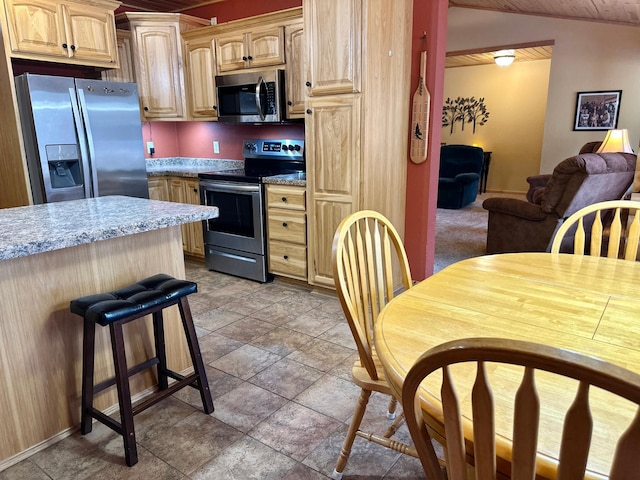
244, 142, 257, 151
293, 145, 301, 151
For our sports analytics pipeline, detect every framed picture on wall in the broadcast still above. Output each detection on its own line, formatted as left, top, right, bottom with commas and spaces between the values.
573, 90, 622, 131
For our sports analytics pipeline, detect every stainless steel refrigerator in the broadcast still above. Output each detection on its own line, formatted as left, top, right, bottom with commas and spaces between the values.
14, 73, 149, 204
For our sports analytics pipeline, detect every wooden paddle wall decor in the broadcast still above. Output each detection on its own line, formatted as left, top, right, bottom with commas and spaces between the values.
410, 49, 430, 164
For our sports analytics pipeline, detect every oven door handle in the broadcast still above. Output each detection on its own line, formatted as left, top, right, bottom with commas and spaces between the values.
199, 181, 261, 193
255, 76, 266, 121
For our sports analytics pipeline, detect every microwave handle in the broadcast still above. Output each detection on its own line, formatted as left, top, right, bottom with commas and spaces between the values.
255, 76, 266, 121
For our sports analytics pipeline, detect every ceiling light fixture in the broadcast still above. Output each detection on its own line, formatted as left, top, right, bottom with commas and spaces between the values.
494, 49, 515, 67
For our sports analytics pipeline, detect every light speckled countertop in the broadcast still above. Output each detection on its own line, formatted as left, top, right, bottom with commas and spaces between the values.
0, 196, 218, 261
262, 172, 306, 187
147, 157, 306, 186
146, 157, 243, 178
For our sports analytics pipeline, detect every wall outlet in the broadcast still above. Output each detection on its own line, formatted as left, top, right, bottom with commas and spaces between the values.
213, 141, 220, 154
146, 141, 154, 154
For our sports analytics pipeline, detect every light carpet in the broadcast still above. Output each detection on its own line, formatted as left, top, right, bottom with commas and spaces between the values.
434, 192, 525, 273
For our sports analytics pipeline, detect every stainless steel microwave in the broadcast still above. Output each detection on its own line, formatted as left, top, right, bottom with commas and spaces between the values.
215, 69, 286, 123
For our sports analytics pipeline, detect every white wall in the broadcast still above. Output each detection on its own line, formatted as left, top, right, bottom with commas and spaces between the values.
443, 60, 551, 192
447, 7, 640, 175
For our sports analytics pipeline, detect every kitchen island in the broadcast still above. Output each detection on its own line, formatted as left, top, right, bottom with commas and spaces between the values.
0, 196, 218, 469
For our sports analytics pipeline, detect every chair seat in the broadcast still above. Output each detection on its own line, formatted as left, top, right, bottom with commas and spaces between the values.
351, 349, 395, 396
70, 274, 197, 326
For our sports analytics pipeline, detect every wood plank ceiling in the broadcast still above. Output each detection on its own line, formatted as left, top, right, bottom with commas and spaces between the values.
449, 0, 640, 27
119, 0, 224, 12
120, 0, 640, 25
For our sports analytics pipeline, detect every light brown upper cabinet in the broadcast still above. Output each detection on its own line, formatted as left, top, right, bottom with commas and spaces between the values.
184, 35, 217, 120
101, 29, 134, 83
215, 25, 284, 72
117, 12, 208, 121
304, 0, 361, 96
284, 19, 305, 119
3, 0, 120, 68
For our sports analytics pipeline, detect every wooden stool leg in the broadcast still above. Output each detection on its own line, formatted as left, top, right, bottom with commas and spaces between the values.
81, 318, 96, 435
110, 322, 138, 467
152, 311, 169, 391
178, 296, 214, 414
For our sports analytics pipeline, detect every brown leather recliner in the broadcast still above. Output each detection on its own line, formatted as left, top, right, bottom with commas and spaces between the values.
483, 152, 636, 254
525, 141, 604, 203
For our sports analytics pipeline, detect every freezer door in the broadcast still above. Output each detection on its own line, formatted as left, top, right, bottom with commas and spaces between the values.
14, 74, 88, 203
75, 79, 149, 199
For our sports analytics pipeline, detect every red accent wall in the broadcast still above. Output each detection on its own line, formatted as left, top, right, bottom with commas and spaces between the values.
142, 122, 304, 159
404, 0, 448, 280
183, 0, 301, 22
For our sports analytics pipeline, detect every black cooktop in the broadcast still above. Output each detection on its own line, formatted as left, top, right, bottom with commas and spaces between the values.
199, 139, 305, 183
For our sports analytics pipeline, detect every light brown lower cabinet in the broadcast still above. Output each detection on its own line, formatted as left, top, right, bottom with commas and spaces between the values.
266, 184, 307, 280
149, 176, 204, 257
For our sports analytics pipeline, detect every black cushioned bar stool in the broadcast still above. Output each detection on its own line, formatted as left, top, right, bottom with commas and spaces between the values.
71, 273, 214, 467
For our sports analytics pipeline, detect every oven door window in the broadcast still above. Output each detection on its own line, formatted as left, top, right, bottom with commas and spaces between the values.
204, 189, 255, 237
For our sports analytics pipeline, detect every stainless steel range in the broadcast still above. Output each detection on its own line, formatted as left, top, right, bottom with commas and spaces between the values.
199, 139, 305, 282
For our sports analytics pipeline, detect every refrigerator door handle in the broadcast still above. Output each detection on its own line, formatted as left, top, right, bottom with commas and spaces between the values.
76, 88, 100, 197
69, 88, 93, 198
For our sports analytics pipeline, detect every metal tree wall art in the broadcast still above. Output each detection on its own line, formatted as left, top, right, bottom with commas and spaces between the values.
442, 96, 490, 134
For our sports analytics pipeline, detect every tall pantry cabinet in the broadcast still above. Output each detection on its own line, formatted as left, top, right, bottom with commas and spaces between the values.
304, 0, 413, 287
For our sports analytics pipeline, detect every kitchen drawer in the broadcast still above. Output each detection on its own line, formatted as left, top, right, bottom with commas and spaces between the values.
268, 241, 307, 278
266, 185, 305, 211
267, 210, 306, 244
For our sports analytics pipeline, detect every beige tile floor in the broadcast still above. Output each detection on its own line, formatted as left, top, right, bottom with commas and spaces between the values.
0, 259, 426, 480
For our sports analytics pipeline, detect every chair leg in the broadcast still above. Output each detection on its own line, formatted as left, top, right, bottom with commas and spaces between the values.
333, 388, 372, 480
178, 296, 214, 414
80, 318, 95, 435
152, 311, 169, 391
110, 322, 138, 467
387, 396, 398, 419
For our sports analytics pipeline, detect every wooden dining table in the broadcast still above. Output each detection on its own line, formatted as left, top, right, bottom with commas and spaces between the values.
375, 252, 640, 479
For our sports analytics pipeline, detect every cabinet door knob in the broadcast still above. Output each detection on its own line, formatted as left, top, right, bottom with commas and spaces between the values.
62, 43, 68, 49
193, 188, 198, 193
70, 44, 76, 51
305, 81, 311, 87
242, 56, 248, 61
281, 197, 287, 202
287, 100, 293, 106
247, 55, 253, 60
306, 109, 312, 114
144, 106, 149, 111
282, 222, 288, 227
283, 255, 289, 260
213, 105, 217, 110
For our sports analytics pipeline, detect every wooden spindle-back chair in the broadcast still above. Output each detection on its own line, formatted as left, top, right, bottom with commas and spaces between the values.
331, 210, 415, 479
550, 200, 640, 260
403, 337, 640, 480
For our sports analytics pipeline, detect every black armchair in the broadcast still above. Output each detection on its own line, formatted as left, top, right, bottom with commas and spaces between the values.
437, 145, 484, 209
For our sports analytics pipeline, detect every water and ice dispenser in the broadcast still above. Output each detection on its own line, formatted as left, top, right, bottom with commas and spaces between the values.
45, 144, 82, 189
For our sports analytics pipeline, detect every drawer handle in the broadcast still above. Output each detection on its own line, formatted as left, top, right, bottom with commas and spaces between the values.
283, 255, 289, 260
282, 222, 288, 227
281, 197, 287, 202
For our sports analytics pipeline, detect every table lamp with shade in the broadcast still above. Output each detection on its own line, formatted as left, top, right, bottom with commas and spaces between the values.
596, 128, 634, 153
